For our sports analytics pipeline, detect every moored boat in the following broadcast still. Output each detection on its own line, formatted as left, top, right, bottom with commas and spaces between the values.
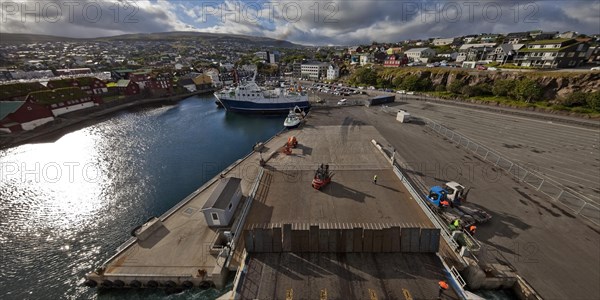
215, 81, 309, 114
283, 106, 305, 128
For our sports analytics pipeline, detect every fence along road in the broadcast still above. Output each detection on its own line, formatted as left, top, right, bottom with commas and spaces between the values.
418, 112, 600, 225
396, 98, 600, 205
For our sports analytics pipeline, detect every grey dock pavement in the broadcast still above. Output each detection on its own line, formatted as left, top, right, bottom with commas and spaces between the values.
234, 122, 453, 300
85, 128, 269, 289
311, 104, 599, 300
245, 125, 433, 227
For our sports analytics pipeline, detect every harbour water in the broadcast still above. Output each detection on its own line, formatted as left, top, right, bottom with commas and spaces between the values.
0, 95, 285, 299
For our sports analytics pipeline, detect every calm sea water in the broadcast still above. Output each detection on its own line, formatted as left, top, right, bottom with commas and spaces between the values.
0, 95, 285, 299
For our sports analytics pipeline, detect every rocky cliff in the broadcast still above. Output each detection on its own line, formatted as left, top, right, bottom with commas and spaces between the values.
379, 68, 600, 100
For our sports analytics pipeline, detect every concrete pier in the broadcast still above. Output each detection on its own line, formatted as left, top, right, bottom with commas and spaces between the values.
84, 123, 274, 289
85, 107, 458, 299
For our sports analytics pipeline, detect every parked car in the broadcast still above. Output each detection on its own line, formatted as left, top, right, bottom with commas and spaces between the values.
396, 90, 406, 94
487, 67, 498, 71
591, 67, 600, 71
337, 99, 347, 105
476, 65, 488, 70
406, 91, 415, 95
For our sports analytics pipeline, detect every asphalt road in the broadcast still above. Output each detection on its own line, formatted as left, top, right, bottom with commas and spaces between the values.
307, 106, 600, 300
391, 98, 600, 206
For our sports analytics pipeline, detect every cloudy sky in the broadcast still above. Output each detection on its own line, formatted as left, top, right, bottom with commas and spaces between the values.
1, 0, 599, 45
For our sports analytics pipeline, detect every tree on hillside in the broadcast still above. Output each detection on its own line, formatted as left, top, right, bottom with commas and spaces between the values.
514, 78, 543, 103
448, 79, 466, 94
377, 76, 391, 88
392, 76, 404, 88
461, 83, 492, 97
492, 79, 516, 97
586, 91, 600, 111
393, 74, 431, 91
419, 78, 432, 91
352, 67, 378, 85
563, 91, 588, 107
399, 75, 421, 91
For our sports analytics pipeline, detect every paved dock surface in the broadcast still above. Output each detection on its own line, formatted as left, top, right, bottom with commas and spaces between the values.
103, 182, 224, 277
248, 169, 429, 227
239, 252, 458, 300
308, 105, 600, 299
245, 125, 433, 228
234, 122, 448, 299
396, 97, 600, 204
100, 134, 268, 280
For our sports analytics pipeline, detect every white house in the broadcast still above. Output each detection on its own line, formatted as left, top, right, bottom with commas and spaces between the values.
463, 35, 478, 43
559, 31, 578, 39
433, 38, 457, 46
326, 65, 339, 80
220, 62, 235, 71
404, 48, 436, 62
301, 62, 329, 80
359, 54, 371, 66
205, 69, 222, 88
456, 43, 497, 62
202, 177, 243, 227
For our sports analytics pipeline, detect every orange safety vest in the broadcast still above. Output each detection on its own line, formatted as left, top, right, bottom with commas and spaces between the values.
439, 281, 449, 290
469, 225, 476, 232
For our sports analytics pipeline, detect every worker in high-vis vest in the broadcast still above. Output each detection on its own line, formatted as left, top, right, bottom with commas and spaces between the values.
373, 174, 378, 184
450, 219, 460, 230
468, 225, 477, 235
438, 281, 449, 299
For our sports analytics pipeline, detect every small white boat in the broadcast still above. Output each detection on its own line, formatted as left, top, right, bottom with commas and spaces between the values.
284, 106, 305, 128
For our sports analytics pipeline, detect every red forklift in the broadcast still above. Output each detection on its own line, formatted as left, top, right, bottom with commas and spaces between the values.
312, 164, 332, 190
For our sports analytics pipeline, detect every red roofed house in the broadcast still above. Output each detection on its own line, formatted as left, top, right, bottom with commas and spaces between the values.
0, 100, 54, 133
384, 54, 409, 67
116, 80, 140, 96
27, 87, 101, 117
129, 72, 151, 89
146, 77, 172, 90
46, 78, 78, 90
0, 82, 48, 102
47, 77, 108, 96
79, 77, 108, 95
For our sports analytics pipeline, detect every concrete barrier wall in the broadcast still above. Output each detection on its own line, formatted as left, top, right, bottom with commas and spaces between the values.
244, 225, 439, 253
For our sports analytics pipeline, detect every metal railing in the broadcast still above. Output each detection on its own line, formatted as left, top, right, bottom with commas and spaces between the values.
426, 119, 600, 226
437, 253, 469, 300
371, 138, 463, 260
450, 266, 467, 288
392, 165, 461, 252
230, 167, 264, 251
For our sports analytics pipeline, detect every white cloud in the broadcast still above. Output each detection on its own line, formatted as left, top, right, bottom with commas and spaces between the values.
189, 0, 600, 45
1, 0, 598, 44
1, 0, 193, 37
